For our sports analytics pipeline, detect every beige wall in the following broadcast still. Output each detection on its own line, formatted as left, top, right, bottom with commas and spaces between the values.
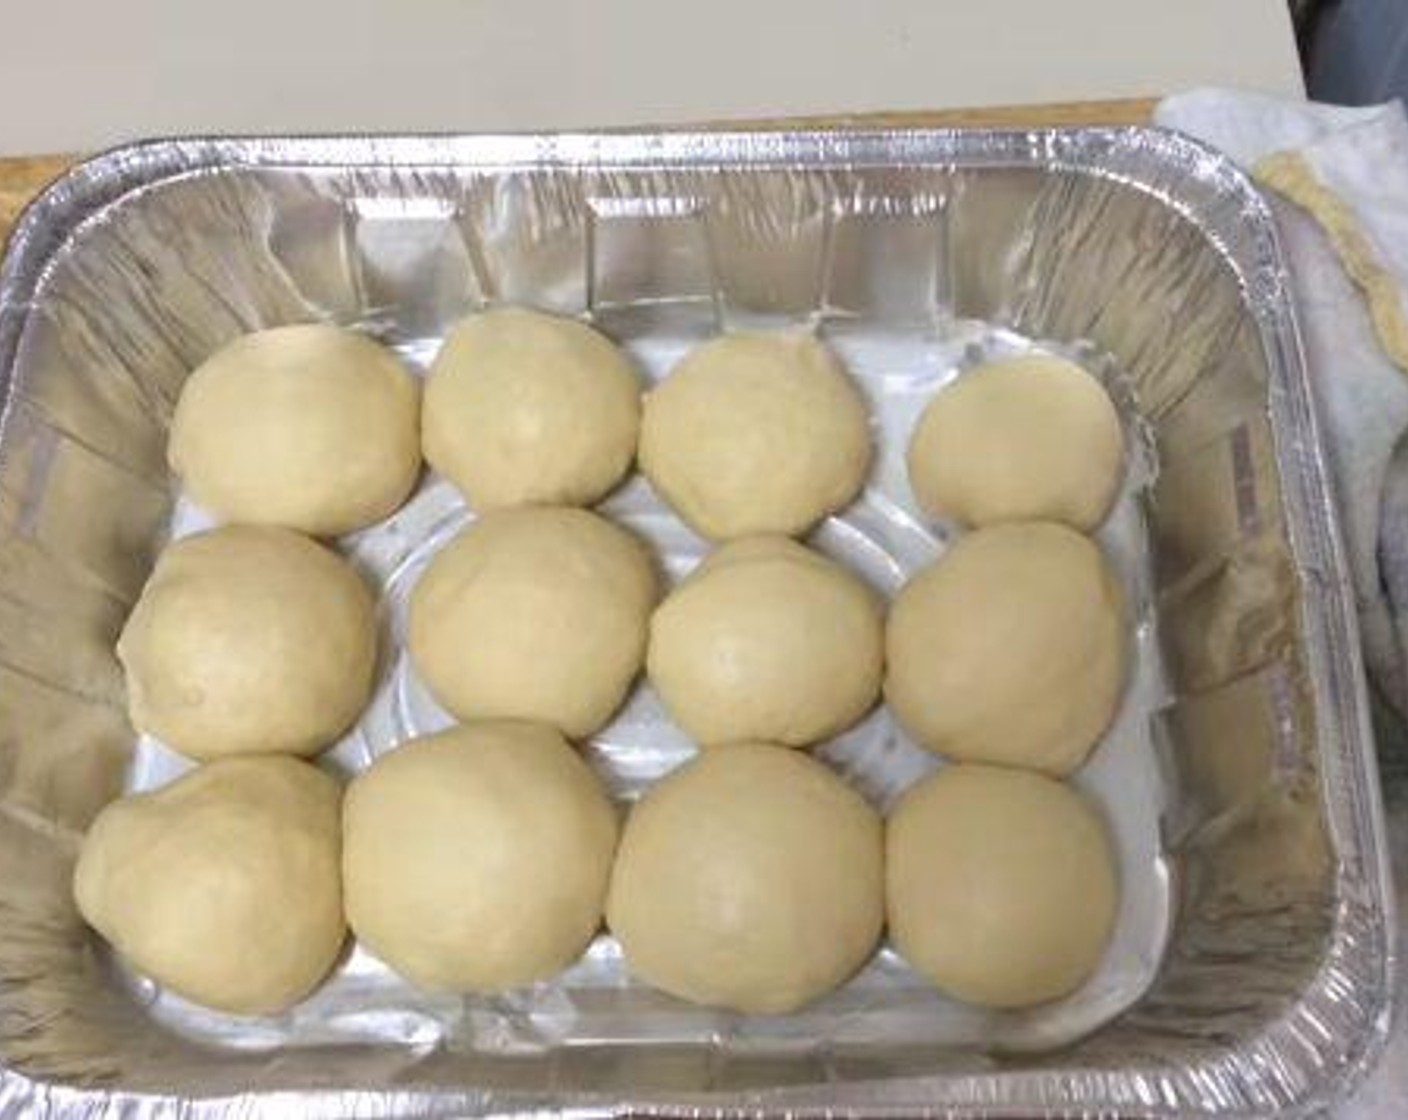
0, 0, 1302, 154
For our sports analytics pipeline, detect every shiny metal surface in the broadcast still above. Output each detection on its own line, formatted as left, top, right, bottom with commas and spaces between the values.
0, 128, 1393, 1116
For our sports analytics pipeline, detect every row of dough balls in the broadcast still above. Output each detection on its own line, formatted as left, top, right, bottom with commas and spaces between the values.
169, 310, 867, 542
116, 508, 1126, 779
168, 308, 1125, 544
74, 731, 1116, 1018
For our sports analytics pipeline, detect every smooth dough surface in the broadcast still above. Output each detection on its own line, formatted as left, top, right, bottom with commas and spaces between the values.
884, 521, 1127, 775
169, 324, 421, 536
117, 525, 377, 760
343, 722, 618, 992
647, 536, 883, 747
73, 757, 346, 1015
423, 308, 640, 510
408, 507, 657, 737
639, 331, 872, 540
607, 743, 883, 1013
887, 764, 1118, 1008
907, 355, 1124, 531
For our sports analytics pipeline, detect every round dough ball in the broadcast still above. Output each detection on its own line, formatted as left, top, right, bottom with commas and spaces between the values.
647, 536, 882, 747
117, 525, 377, 760
73, 757, 345, 1015
885, 521, 1126, 775
169, 324, 421, 536
887, 764, 1118, 1008
607, 743, 883, 1013
423, 308, 641, 510
343, 722, 618, 992
408, 507, 657, 738
907, 355, 1124, 531
640, 331, 872, 540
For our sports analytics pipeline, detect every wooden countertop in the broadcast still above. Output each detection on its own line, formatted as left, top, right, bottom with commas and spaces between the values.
0, 98, 1155, 249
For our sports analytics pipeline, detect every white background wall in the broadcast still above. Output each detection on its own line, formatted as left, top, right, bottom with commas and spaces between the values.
0, 0, 1302, 154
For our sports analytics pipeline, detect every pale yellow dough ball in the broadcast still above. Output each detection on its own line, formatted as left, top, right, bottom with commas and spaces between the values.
73, 757, 346, 1015
647, 536, 883, 747
907, 355, 1124, 531
887, 764, 1118, 1008
342, 722, 618, 992
408, 507, 658, 738
639, 331, 872, 540
423, 307, 641, 510
607, 743, 883, 1014
117, 525, 377, 760
884, 521, 1127, 776
170, 324, 421, 536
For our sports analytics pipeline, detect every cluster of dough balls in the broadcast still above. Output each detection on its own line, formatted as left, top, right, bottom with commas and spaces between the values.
883, 353, 1129, 1007
83, 310, 1134, 1021
84, 323, 429, 1014
121, 321, 423, 767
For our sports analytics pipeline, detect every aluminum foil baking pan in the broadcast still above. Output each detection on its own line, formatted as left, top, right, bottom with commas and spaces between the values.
0, 129, 1394, 1117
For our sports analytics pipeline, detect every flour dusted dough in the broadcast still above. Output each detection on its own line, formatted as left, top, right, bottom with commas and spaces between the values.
408, 507, 657, 737
907, 355, 1124, 531
423, 308, 641, 510
73, 757, 345, 1015
342, 722, 618, 992
117, 525, 377, 760
884, 521, 1127, 775
169, 324, 421, 536
887, 764, 1118, 1008
647, 536, 883, 747
607, 743, 883, 1013
639, 331, 872, 540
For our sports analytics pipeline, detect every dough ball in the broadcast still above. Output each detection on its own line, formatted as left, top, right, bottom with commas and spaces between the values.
887, 764, 1118, 1008
408, 507, 657, 737
907, 355, 1124, 531
607, 743, 883, 1013
885, 521, 1126, 775
423, 308, 641, 510
647, 536, 883, 747
170, 324, 421, 536
117, 525, 377, 760
73, 757, 345, 1015
343, 722, 618, 992
640, 331, 872, 540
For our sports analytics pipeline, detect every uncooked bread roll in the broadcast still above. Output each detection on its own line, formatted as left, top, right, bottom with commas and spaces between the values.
73, 757, 345, 1015
647, 536, 883, 747
607, 743, 883, 1013
887, 764, 1118, 1008
639, 331, 872, 540
907, 355, 1124, 531
343, 722, 618, 992
423, 308, 640, 510
408, 507, 657, 737
169, 324, 421, 536
117, 525, 377, 760
885, 521, 1126, 775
